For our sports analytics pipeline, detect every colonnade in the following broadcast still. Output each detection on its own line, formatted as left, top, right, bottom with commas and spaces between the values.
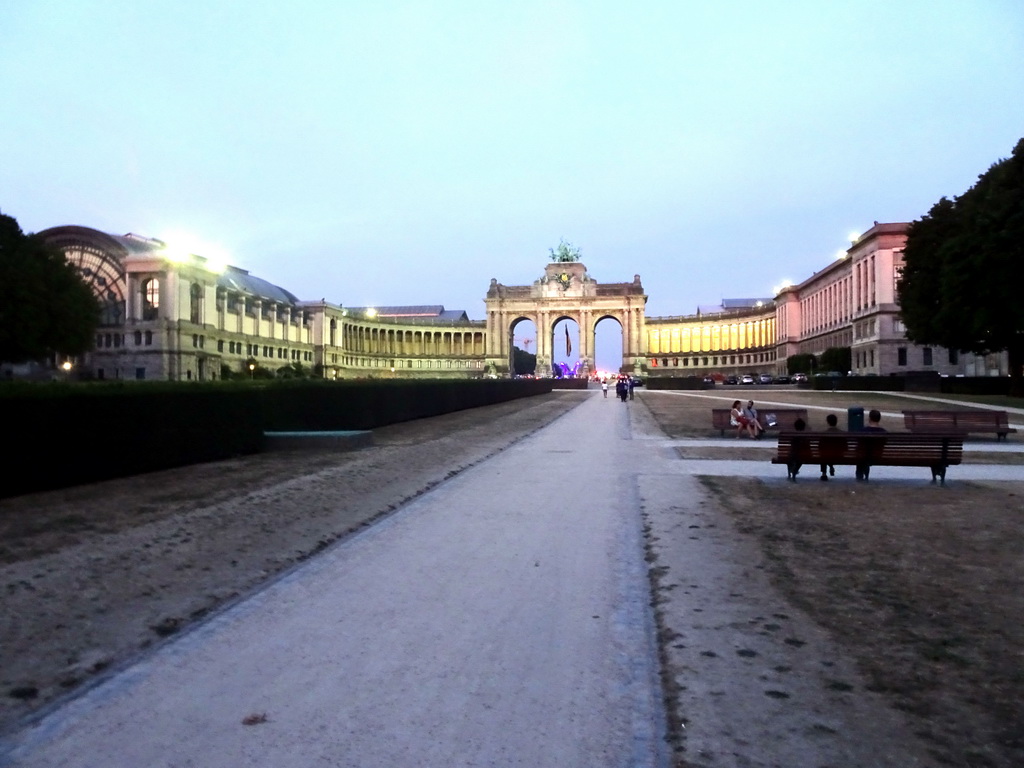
646, 317, 775, 355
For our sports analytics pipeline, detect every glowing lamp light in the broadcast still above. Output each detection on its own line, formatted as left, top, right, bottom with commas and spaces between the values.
162, 246, 191, 263
61, 361, 72, 372
835, 248, 848, 260
365, 308, 377, 318
203, 252, 229, 273
848, 231, 861, 244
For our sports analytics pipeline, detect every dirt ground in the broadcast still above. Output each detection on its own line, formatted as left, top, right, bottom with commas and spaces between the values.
3, 386, 1023, 767
642, 389, 1024, 768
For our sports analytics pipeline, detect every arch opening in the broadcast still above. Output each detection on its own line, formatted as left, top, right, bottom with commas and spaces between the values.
510, 317, 537, 376
551, 317, 581, 378
594, 315, 624, 377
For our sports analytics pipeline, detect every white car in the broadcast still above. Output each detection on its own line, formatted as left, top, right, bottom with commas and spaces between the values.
740, 374, 755, 385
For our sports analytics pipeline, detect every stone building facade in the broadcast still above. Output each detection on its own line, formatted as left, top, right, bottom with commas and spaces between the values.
27, 221, 1009, 382
774, 222, 1006, 378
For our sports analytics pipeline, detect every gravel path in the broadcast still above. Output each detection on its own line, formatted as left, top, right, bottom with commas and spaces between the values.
3, 392, 667, 767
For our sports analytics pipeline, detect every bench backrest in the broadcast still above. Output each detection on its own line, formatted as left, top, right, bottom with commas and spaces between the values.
776, 431, 963, 464
903, 410, 1010, 431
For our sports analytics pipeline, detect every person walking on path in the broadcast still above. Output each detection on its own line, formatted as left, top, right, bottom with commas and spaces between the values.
616, 377, 628, 402
856, 409, 886, 481
628, 378, 635, 400
602, 380, 608, 398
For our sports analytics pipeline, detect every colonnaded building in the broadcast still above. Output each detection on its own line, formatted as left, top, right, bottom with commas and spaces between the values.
22, 222, 1008, 382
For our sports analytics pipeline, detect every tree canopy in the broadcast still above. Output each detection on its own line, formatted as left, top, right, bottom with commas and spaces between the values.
0, 211, 100, 364
512, 345, 536, 375
898, 138, 1024, 389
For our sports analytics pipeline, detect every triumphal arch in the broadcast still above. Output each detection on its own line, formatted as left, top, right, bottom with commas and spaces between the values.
483, 252, 648, 378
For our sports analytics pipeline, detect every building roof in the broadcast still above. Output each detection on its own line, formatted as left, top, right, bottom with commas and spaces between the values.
347, 305, 471, 322
217, 267, 299, 305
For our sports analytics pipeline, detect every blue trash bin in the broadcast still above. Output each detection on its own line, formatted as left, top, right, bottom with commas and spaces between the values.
848, 406, 864, 432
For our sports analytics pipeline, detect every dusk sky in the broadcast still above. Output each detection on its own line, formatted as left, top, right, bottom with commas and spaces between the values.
3, 1, 1022, 369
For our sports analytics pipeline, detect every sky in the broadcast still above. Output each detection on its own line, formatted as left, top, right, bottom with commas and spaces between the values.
2, 1, 1023, 371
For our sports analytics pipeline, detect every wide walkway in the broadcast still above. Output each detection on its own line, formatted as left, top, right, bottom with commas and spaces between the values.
2, 395, 668, 768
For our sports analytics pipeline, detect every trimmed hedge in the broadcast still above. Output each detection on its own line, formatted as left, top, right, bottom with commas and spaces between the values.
1, 382, 264, 498
0, 378, 553, 498
258, 378, 553, 431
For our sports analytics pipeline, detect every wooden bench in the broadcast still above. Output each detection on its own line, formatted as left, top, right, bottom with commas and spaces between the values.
771, 431, 964, 484
712, 408, 808, 437
903, 410, 1017, 440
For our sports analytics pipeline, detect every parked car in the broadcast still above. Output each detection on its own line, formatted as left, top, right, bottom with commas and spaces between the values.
774, 374, 791, 384
725, 374, 739, 385
702, 375, 716, 386
791, 373, 808, 383
630, 377, 644, 387
740, 374, 755, 385
758, 373, 773, 384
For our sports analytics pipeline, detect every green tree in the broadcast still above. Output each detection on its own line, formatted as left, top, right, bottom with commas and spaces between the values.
819, 346, 851, 374
898, 138, 1024, 393
512, 345, 536, 375
0, 212, 100, 363
787, 353, 816, 375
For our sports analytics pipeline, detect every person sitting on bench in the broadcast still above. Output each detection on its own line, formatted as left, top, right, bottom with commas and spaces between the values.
788, 418, 807, 481
856, 409, 886, 481
730, 400, 757, 439
820, 413, 840, 481
743, 400, 766, 439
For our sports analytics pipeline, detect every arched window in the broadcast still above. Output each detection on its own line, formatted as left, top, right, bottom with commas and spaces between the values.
142, 278, 160, 320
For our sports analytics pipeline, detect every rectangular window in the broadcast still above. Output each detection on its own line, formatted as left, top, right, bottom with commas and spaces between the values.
897, 347, 907, 366
923, 347, 933, 366
948, 349, 958, 364
217, 340, 224, 352
135, 367, 146, 380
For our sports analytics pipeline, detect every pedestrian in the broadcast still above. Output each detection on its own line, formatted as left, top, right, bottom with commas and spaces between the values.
602, 379, 608, 398
856, 409, 886, 481
616, 378, 628, 402
628, 377, 635, 400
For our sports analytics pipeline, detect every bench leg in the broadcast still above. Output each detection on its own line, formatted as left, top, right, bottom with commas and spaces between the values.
930, 465, 947, 485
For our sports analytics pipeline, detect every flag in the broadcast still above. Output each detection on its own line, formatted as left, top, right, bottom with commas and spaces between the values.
565, 325, 571, 356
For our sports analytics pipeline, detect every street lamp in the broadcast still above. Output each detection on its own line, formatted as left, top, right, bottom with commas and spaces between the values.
248, 363, 255, 380
61, 361, 72, 373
